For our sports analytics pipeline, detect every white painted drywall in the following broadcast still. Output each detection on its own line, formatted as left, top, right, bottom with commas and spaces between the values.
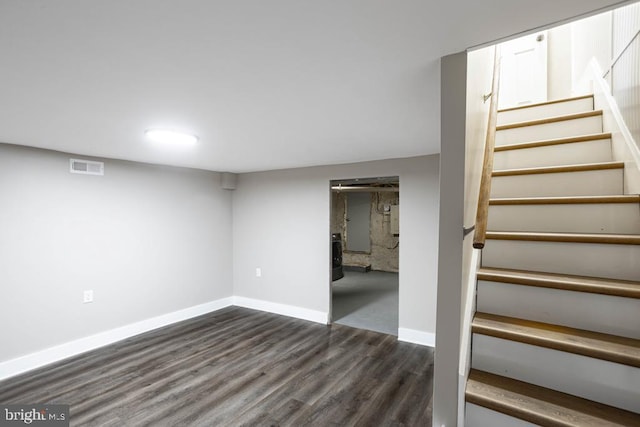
231, 155, 439, 334
458, 45, 495, 426
591, 60, 640, 194
0, 144, 233, 362
547, 24, 574, 100
465, 47, 495, 231
433, 51, 467, 427
462, 45, 494, 320
571, 11, 612, 92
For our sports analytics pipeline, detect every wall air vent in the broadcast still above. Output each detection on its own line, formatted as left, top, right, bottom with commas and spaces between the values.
70, 159, 104, 176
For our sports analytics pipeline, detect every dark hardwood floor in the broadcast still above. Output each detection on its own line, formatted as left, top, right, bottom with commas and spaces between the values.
0, 307, 434, 426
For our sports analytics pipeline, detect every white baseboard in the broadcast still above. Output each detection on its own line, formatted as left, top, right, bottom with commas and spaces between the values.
398, 327, 436, 347
233, 296, 329, 325
0, 297, 329, 381
0, 297, 234, 381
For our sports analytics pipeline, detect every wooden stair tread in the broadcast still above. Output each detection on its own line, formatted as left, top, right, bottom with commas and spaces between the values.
472, 313, 640, 367
496, 110, 602, 131
498, 94, 593, 113
494, 132, 611, 152
493, 161, 624, 177
466, 369, 640, 427
477, 267, 640, 298
485, 231, 640, 245
489, 195, 640, 205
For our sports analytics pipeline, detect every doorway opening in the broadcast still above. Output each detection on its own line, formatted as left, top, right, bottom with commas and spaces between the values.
329, 176, 399, 336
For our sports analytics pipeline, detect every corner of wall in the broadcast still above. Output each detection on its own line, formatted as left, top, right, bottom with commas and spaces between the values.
398, 328, 436, 347
232, 296, 329, 325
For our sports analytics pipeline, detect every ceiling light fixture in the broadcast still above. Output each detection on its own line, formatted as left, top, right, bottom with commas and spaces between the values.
144, 129, 198, 146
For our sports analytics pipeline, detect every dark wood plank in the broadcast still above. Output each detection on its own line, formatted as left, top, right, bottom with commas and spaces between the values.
467, 369, 640, 427
0, 307, 434, 426
497, 94, 593, 113
473, 312, 640, 367
489, 194, 640, 205
477, 267, 640, 298
495, 110, 602, 130
494, 132, 611, 152
485, 231, 640, 245
492, 161, 624, 177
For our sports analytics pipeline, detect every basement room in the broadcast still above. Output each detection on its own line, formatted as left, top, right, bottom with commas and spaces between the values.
1, 1, 636, 426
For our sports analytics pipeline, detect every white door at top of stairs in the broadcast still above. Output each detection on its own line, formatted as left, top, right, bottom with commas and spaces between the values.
499, 31, 548, 110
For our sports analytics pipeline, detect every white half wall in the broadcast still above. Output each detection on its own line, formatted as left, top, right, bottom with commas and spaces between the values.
458, 46, 495, 425
232, 155, 440, 337
434, 51, 467, 427
0, 144, 234, 363
590, 59, 640, 194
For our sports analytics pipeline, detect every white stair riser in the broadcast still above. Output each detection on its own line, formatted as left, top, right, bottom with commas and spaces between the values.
497, 98, 594, 126
493, 139, 612, 170
481, 240, 640, 281
496, 115, 602, 146
487, 203, 640, 234
465, 403, 537, 427
477, 281, 640, 339
472, 334, 640, 413
490, 169, 623, 198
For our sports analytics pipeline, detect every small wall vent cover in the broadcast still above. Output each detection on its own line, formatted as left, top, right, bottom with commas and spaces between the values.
70, 159, 104, 176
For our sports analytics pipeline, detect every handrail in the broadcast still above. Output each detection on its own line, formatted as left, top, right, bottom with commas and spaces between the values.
602, 29, 639, 79
473, 46, 501, 249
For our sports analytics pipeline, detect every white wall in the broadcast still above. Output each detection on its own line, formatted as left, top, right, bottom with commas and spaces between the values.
462, 46, 494, 317
464, 46, 495, 240
572, 3, 640, 192
433, 51, 467, 427
457, 45, 496, 426
232, 155, 440, 336
610, 2, 640, 158
547, 24, 574, 100
0, 144, 233, 363
572, 11, 612, 92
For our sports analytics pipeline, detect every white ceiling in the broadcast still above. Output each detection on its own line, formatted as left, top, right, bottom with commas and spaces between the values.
0, 0, 628, 172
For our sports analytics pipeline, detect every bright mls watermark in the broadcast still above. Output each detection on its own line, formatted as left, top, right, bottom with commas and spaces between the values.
0, 405, 68, 426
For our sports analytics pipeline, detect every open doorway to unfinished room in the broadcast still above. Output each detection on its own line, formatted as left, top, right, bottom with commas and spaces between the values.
330, 176, 400, 336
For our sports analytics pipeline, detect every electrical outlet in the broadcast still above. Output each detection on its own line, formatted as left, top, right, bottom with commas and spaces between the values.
256, 267, 262, 277
83, 290, 94, 303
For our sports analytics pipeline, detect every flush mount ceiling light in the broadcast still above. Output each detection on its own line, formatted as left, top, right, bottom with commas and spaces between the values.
144, 129, 198, 146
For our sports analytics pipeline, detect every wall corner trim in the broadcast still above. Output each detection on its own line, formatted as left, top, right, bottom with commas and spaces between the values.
232, 296, 329, 325
0, 297, 234, 381
398, 327, 436, 347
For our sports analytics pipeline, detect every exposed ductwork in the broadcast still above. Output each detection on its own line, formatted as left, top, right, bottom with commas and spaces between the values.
331, 185, 399, 192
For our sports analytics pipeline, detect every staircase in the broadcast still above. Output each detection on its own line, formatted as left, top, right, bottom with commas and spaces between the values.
465, 95, 640, 426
